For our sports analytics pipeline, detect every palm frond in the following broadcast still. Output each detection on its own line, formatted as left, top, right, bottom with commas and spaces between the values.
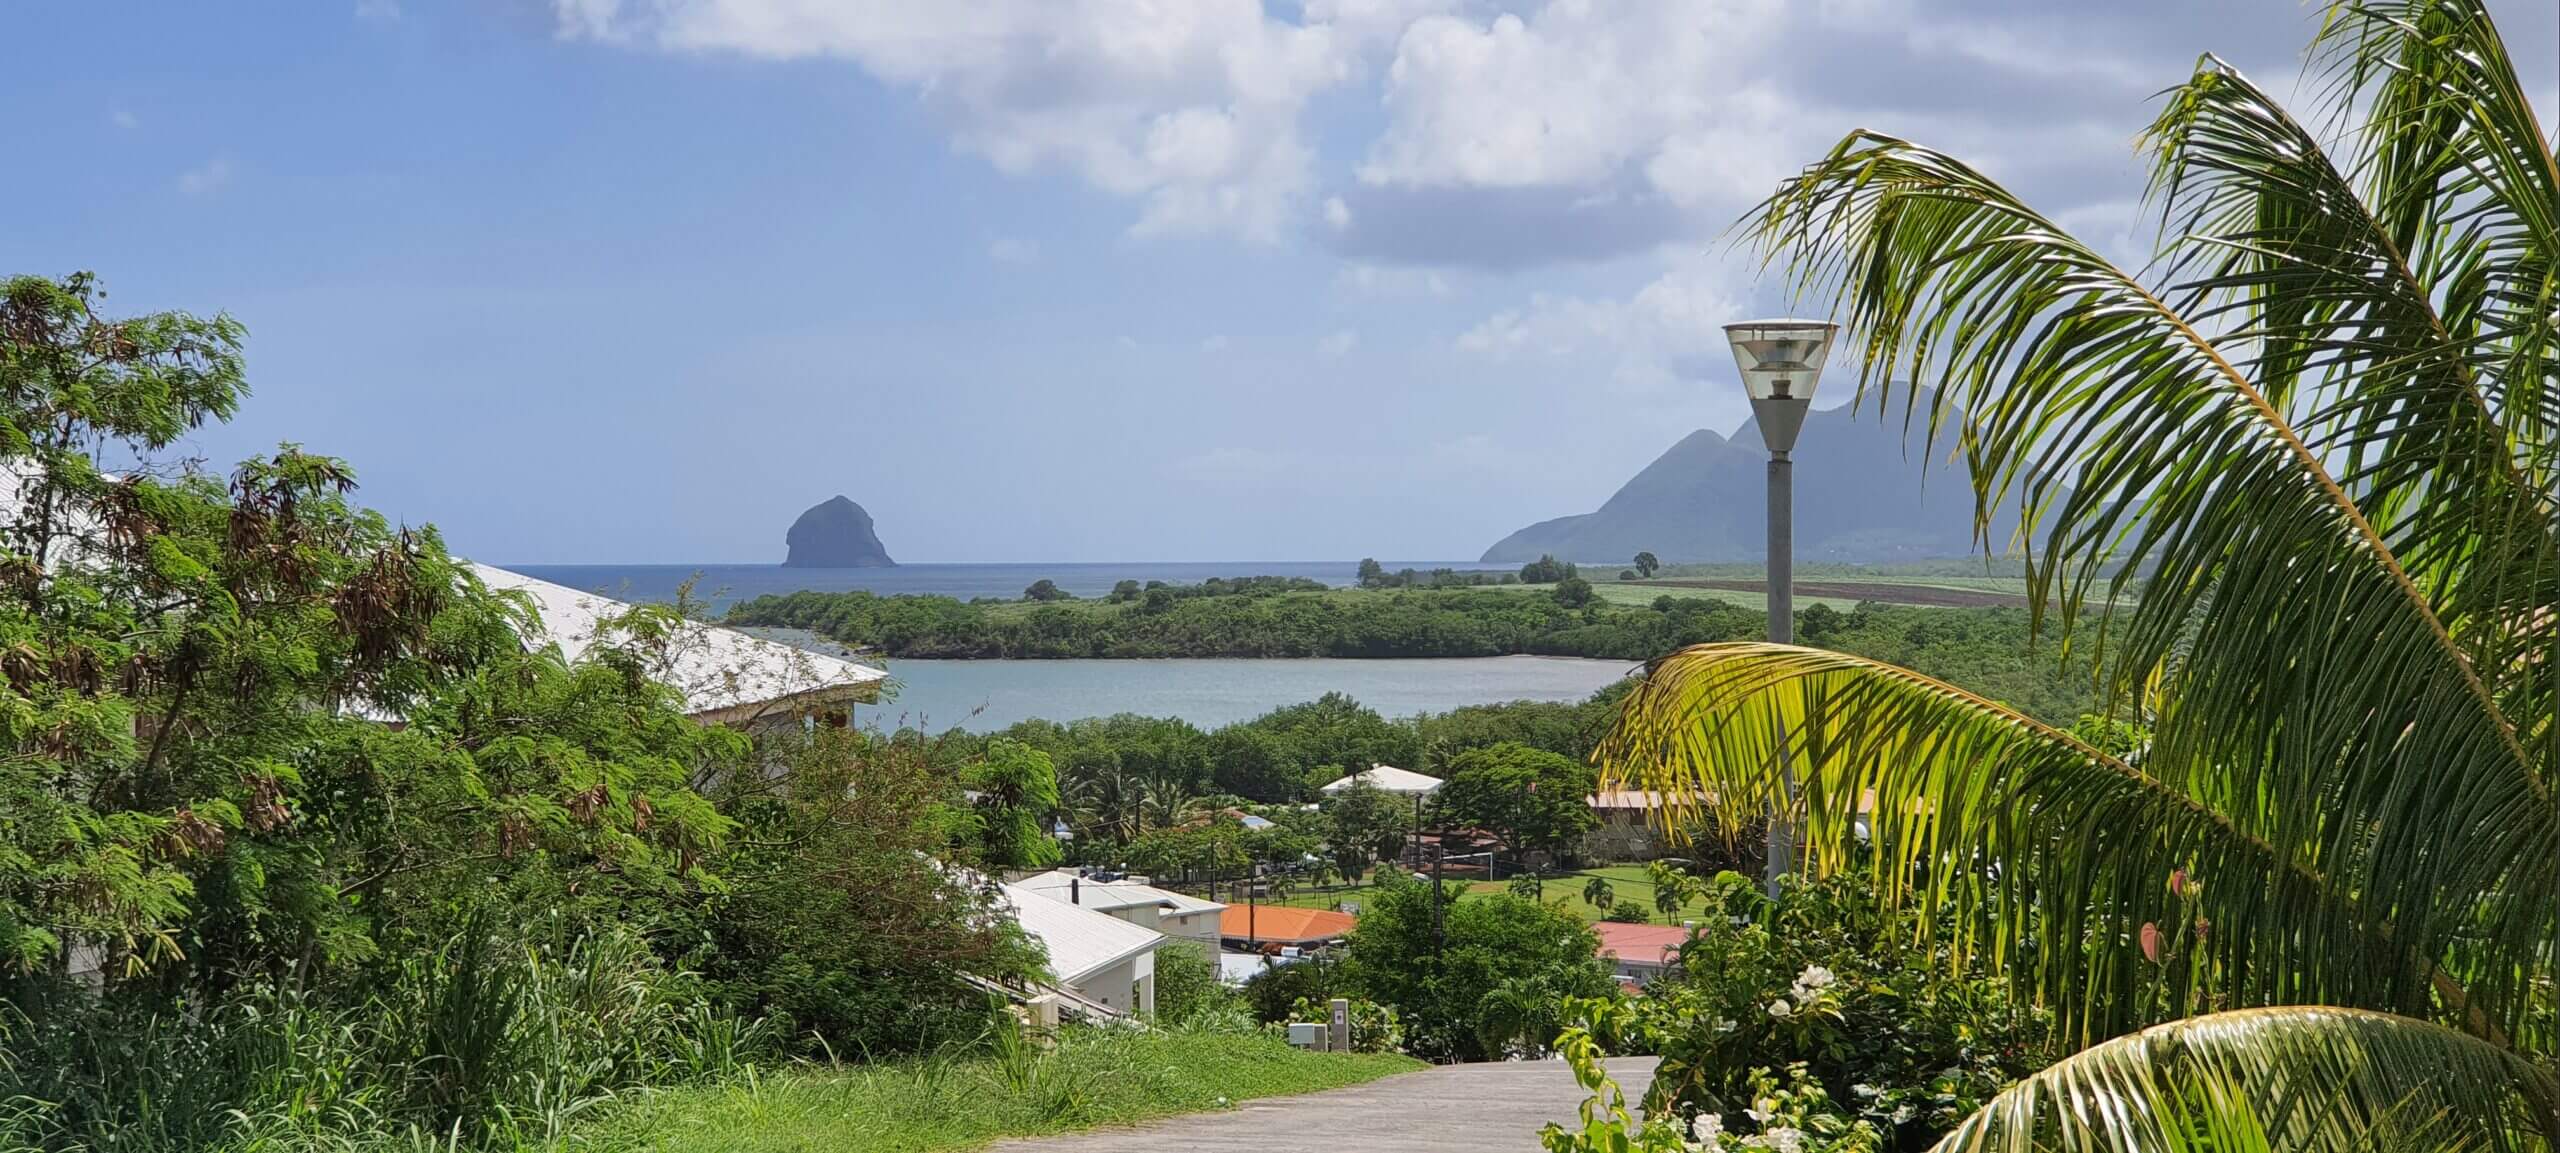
2145, 53, 2560, 708
1935, 1006, 2560, 1152
1742, 120, 2555, 1042
1596, 643, 2496, 1047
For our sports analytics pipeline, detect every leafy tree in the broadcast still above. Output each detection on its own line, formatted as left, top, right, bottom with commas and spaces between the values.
1020, 578, 1070, 602
1106, 579, 1142, 603
1633, 552, 1661, 579
1603, 899, 1653, 924
1506, 873, 1545, 901
1518, 554, 1569, 584
1318, 781, 1410, 878
962, 738, 1061, 869
1582, 876, 1617, 915
1344, 874, 1614, 1061
1552, 575, 1595, 608
1355, 557, 1386, 588
1435, 742, 1598, 857
1600, 1, 2560, 1138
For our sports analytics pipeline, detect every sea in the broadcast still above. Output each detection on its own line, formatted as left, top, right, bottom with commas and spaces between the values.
498, 561, 1635, 732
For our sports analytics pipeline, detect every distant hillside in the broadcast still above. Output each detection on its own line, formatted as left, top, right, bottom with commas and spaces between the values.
1482, 398, 2018, 564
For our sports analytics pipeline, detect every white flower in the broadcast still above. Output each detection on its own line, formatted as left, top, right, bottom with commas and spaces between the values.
1764, 1126, 1806, 1153
1789, 964, 1836, 1000
1746, 1098, 1777, 1125
1892, 1104, 1918, 1124
1765, 998, 1793, 1018
1691, 1113, 1725, 1143
1710, 1016, 1737, 1034
1851, 1083, 1880, 1099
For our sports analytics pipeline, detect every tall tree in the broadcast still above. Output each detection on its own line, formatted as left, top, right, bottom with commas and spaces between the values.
1596, 0, 2560, 1138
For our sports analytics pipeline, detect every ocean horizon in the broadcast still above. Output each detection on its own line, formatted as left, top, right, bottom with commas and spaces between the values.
499, 560, 1497, 612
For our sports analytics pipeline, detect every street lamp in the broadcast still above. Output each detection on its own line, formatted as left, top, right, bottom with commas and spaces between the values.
1723, 319, 1838, 897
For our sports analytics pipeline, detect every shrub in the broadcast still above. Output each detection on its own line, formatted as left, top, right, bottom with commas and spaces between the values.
1604, 900, 1653, 923
1151, 942, 1235, 1026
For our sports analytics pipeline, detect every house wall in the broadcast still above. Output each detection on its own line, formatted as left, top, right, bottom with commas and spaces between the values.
1066, 949, 1157, 1017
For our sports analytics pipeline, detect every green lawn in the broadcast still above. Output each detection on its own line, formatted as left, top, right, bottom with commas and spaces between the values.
576, 1028, 1419, 1152
1273, 865, 1725, 927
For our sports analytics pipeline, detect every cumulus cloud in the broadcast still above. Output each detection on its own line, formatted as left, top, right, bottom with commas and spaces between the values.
1456, 251, 1747, 393
553, 0, 1427, 243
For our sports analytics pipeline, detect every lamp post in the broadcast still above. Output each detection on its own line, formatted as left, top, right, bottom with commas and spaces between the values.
1722, 319, 1839, 898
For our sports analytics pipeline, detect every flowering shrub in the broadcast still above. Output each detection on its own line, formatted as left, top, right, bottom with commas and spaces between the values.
1541, 1001, 1876, 1153
1611, 871, 2053, 1150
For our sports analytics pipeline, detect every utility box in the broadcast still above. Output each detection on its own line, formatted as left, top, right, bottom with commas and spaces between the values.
1329, 998, 1351, 1052
1286, 1022, 1329, 1050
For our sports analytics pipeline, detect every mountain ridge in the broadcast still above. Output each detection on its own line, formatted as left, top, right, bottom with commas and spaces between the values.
1480, 398, 2015, 564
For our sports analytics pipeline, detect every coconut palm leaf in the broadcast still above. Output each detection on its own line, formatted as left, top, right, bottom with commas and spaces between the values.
1668, 0, 2559, 1046
1933, 1006, 2560, 1153
1595, 643, 2484, 1048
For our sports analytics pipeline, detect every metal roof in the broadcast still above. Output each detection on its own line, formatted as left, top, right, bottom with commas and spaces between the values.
1001, 881, 1165, 984
473, 563, 886, 723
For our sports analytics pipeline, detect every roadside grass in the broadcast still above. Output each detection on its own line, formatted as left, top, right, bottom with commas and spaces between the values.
571, 1026, 1419, 1153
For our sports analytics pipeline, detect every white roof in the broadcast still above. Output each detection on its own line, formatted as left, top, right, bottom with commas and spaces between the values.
1010, 869, 1226, 917
1320, 764, 1443, 796
1001, 881, 1164, 984
473, 563, 885, 723
1220, 950, 1291, 986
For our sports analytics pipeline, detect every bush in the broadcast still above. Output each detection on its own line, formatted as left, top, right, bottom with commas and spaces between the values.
1604, 899, 1654, 923
1289, 995, 1404, 1053
1151, 942, 1236, 1026
1620, 871, 2054, 1151
1343, 874, 1616, 1062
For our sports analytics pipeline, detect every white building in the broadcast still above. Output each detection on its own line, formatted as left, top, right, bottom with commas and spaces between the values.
468, 563, 886, 727
1007, 869, 1225, 967
1001, 881, 1163, 1016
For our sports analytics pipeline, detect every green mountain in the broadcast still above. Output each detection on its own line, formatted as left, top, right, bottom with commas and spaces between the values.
1480, 399, 2020, 564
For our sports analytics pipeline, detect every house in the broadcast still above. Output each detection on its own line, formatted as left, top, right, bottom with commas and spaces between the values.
1000, 881, 1163, 1016
1007, 869, 1225, 966
1591, 921, 1690, 985
1318, 764, 1444, 797
1582, 790, 1702, 861
469, 563, 886, 728
1220, 904, 1355, 953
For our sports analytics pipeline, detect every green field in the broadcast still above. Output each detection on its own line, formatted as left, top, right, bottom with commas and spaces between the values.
1272, 864, 1731, 927
577, 1028, 1418, 1153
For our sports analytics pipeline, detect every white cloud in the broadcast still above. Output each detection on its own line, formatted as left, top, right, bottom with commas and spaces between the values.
555, 0, 1425, 243
1322, 195, 1352, 230
1360, 1, 1798, 199
1336, 263, 1448, 297
1318, 328, 1360, 358
986, 236, 1039, 264
355, 0, 402, 22
1457, 249, 1745, 393
178, 156, 234, 196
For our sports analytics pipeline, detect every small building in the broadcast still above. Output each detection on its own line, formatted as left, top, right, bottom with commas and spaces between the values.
1007, 869, 1225, 967
1591, 921, 1690, 985
469, 563, 886, 729
1318, 764, 1444, 797
1220, 904, 1355, 953
1001, 881, 1163, 1017
1582, 790, 1703, 862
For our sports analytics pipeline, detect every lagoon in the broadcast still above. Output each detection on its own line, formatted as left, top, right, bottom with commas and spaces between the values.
850, 655, 1639, 733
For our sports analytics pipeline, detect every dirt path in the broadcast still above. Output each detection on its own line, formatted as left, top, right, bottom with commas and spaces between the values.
986, 1057, 1658, 1152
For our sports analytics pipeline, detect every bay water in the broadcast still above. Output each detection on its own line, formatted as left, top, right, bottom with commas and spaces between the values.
498, 562, 1633, 731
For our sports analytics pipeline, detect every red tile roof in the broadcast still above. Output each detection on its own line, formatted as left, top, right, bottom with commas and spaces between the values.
1591, 921, 1689, 968
1220, 904, 1356, 946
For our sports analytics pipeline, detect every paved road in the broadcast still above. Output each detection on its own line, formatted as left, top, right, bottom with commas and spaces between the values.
988, 1057, 1659, 1152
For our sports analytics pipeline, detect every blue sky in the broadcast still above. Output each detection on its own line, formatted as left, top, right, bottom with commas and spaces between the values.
4, 1, 2551, 563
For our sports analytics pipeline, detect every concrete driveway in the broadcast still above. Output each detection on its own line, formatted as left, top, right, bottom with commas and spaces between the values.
987, 1057, 1659, 1152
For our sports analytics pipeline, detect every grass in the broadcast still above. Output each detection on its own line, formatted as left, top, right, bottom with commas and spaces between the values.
1272, 865, 1728, 927
571, 1027, 1420, 1153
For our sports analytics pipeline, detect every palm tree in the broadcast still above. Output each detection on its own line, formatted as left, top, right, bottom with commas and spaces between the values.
1597, 0, 2560, 1138
1644, 860, 1700, 925
1581, 876, 1616, 916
